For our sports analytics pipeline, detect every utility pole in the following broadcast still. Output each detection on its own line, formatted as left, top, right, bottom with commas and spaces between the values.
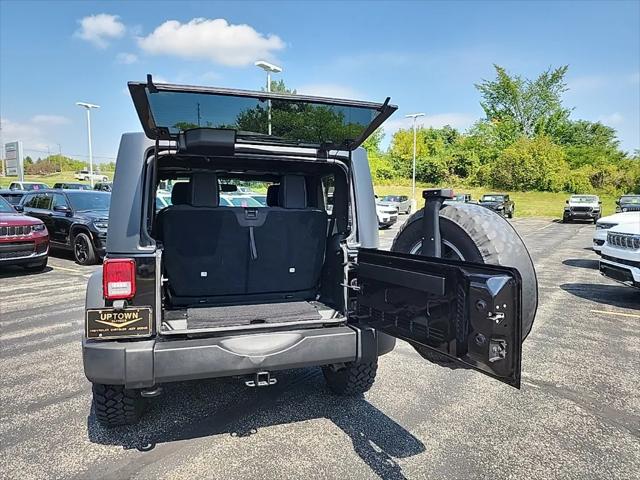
57, 144, 62, 173
76, 102, 100, 187
255, 61, 282, 135
405, 113, 425, 203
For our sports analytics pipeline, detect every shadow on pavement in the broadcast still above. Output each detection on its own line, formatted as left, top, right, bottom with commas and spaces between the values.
560, 283, 640, 309
0, 265, 53, 278
562, 258, 599, 270
87, 368, 425, 480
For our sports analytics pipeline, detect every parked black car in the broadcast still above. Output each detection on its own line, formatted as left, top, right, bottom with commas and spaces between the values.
93, 182, 113, 192
0, 189, 27, 206
18, 189, 110, 265
53, 182, 92, 190
479, 193, 515, 218
616, 194, 640, 213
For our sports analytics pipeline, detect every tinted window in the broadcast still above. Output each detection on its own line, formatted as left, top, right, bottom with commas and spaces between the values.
1, 193, 24, 205
66, 192, 111, 211
0, 196, 14, 213
34, 193, 52, 210
482, 195, 504, 202
146, 89, 383, 148
24, 183, 47, 191
620, 196, 640, 204
52, 194, 68, 209
23, 194, 38, 208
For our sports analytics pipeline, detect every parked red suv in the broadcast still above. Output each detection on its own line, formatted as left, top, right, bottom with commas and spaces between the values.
0, 195, 49, 271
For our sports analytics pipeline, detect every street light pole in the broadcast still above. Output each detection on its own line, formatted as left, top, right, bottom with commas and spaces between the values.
76, 102, 100, 187
405, 113, 425, 203
255, 61, 282, 136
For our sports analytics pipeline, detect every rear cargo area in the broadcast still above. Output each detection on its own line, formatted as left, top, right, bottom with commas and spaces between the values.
154, 165, 349, 334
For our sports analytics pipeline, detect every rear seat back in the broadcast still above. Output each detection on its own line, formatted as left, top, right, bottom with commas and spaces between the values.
161, 173, 248, 298
248, 175, 327, 294
161, 173, 327, 304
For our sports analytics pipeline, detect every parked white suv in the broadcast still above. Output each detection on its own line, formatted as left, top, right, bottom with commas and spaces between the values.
563, 194, 601, 223
593, 212, 640, 254
599, 220, 640, 289
74, 170, 108, 182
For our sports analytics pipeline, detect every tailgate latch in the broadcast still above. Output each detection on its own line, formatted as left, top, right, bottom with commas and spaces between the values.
488, 339, 507, 362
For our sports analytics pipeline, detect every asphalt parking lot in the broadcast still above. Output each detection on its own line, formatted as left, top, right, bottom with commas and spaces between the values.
1, 216, 638, 480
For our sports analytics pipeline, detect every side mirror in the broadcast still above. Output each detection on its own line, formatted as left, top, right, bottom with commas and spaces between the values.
14, 205, 24, 212
565, 200, 569, 204
615, 200, 620, 205
53, 205, 71, 214
599, 201, 602, 204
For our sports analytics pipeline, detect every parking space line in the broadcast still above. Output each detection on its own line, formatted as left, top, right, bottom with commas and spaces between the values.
536, 222, 555, 231
49, 264, 84, 274
589, 309, 640, 319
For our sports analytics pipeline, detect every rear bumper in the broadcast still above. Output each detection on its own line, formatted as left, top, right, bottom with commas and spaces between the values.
378, 216, 398, 227
83, 325, 393, 388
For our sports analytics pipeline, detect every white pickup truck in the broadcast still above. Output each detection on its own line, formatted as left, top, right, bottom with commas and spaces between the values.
74, 170, 108, 182
599, 218, 640, 289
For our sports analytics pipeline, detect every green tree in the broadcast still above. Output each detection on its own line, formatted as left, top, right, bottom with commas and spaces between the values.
488, 136, 568, 191
475, 65, 570, 137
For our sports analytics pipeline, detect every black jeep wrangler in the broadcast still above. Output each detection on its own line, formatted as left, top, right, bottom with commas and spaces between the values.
83, 77, 537, 426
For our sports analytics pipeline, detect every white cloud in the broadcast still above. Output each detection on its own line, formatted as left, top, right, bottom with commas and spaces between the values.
1, 116, 71, 152
297, 83, 363, 99
116, 52, 138, 64
75, 14, 125, 48
31, 115, 70, 126
137, 18, 285, 67
598, 112, 624, 125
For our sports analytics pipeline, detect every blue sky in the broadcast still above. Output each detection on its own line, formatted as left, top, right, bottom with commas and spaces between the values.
1, 0, 638, 164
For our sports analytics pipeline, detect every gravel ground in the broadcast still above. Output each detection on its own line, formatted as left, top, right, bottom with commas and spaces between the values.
1, 216, 638, 479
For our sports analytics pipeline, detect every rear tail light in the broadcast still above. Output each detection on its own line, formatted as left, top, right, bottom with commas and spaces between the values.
103, 258, 136, 300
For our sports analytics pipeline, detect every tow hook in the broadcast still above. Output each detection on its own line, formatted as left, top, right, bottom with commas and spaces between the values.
245, 371, 277, 387
140, 386, 163, 398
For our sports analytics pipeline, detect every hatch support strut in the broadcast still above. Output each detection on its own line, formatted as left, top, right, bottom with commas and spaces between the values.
421, 188, 454, 258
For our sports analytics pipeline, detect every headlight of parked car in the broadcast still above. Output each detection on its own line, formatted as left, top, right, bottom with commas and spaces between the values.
497, 205, 504, 210
596, 223, 617, 230
93, 220, 108, 230
32, 224, 46, 232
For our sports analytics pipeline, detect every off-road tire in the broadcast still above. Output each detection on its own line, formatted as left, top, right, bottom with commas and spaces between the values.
92, 384, 146, 427
322, 361, 378, 395
73, 232, 97, 265
24, 258, 47, 272
391, 202, 537, 341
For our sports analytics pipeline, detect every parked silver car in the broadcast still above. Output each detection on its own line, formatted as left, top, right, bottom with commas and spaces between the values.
376, 194, 412, 214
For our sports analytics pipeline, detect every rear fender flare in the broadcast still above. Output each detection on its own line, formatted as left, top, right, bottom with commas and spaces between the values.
86, 270, 105, 309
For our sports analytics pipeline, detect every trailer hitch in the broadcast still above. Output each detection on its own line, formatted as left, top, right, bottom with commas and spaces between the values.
245, 371, 277, 388
421, 188, 454, 258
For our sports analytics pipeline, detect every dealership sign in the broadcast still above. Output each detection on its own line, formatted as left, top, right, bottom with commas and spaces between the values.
4, 141, 24, 180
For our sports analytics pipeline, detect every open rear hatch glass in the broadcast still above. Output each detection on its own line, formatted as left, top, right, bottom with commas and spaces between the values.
129, 75, 397, 150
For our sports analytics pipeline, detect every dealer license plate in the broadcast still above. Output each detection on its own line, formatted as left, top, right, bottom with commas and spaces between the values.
86, 307, 152, 340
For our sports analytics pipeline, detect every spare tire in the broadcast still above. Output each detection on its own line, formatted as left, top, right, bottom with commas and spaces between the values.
391, 203, 537, 340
